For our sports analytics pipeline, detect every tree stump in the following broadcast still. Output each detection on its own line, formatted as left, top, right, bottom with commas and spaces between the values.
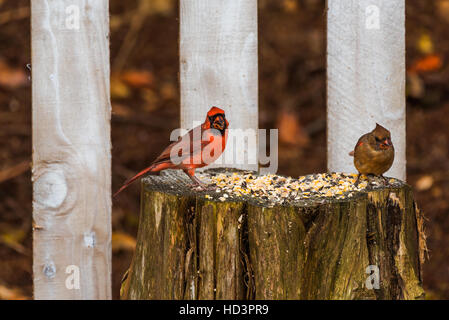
120, 169, 426, 300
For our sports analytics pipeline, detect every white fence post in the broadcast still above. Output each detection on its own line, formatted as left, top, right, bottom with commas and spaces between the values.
31, 0, 111, 299
180, 0, 258, 171
327, 0, 406, 180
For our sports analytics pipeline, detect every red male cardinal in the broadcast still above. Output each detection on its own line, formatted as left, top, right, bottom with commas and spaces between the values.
113, 107, 229, 197
349, 123, 394, 185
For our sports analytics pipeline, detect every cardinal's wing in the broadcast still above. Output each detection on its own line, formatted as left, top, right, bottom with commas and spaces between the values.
151, 125, 213, 165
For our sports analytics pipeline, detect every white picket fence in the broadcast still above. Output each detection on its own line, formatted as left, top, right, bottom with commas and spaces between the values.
31, 0, 405, 299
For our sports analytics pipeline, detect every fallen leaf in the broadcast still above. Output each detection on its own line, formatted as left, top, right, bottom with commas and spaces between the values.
148, 0, 175, 16
112, 103, 133, 117
0, 6, 30, 26
0, 161, 30, 184
111, 74, 131, 99
0, 229, 26, 244
438, 0, 449, 22
141, 88, 160, 111
276, 111, 309, 146
121, 70, 154, 88
415, 175, 434, 191
282, 0, 298, 12
112, 232, 136, 252
407, 73, 424, 98
417, 33, 434, 55
0, 284, 28, 300
408, 54, 442, 74
0, 222, 29, 255
432, 186, 442, 198
160, 82, 177, 100
109, 15, 123, 31
0, 59, 27, 89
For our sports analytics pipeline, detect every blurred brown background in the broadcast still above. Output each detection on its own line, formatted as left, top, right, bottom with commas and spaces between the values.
0, 0, 448, 299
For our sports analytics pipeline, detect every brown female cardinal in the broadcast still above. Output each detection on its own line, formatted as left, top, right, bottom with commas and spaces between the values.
113, 107, 229, 197
349, 123, 394, 184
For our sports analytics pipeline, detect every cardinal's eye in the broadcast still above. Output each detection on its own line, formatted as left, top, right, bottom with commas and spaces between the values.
375, 137, 382, 143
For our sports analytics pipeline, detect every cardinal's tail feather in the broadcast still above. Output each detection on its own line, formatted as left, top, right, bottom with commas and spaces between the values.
113, 164, 157, 198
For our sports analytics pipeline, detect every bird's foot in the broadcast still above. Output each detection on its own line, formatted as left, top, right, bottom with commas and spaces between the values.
355, 174, 374, 189
355, 173, 362, 187
380, 175, 390, 187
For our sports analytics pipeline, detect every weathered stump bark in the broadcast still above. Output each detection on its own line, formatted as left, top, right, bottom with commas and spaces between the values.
121, 169, 426, 300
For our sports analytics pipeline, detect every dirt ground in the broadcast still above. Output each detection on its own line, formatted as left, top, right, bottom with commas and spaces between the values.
0, 0, 448, 299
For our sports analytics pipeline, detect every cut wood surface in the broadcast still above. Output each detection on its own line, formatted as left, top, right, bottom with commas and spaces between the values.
327, 0, 406, 180
121, 169, 425, 300
32, 0, 111, 299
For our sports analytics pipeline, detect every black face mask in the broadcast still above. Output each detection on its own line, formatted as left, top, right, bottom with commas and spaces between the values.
208, 113, 226, 134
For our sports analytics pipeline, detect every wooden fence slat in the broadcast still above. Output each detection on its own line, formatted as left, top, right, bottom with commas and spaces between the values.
327, 0, 406, 180
180, 0, 258, 171
32, 0, 111, 299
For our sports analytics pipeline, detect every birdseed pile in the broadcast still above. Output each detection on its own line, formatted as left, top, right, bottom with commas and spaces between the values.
196, 171, 401, 207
